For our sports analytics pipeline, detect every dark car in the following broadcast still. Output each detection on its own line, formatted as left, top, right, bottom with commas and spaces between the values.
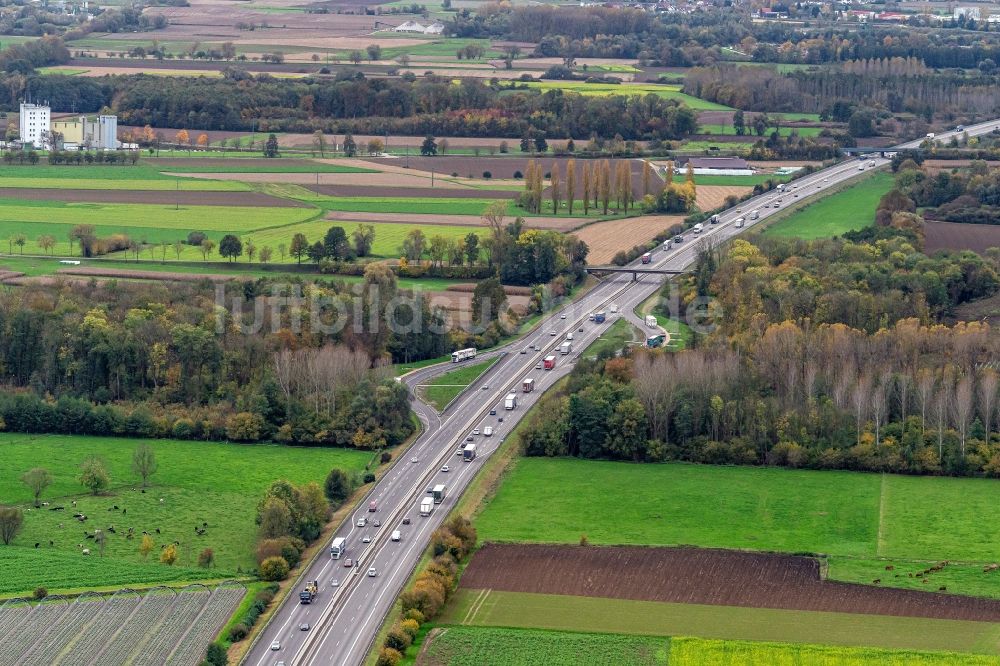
402, 517, 411, 525
673, 235, 683, 243
490, 409, 497, 415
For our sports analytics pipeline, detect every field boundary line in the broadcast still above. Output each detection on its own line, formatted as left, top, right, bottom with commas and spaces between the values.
876, 474, 888, 557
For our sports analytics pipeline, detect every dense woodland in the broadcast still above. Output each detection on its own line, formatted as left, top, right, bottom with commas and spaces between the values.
685, 64, 1000, 123
0, 270, 455, 447
517, 224, 1000, 476
8, 68, 697, 141
451, 5, 1000, 70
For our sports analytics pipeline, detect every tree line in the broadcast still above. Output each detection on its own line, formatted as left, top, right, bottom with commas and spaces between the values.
684, 64, 1000, 123
10, 69, 698, 141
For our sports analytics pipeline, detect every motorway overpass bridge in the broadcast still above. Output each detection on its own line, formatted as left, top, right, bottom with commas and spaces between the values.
586, 265, 686, 280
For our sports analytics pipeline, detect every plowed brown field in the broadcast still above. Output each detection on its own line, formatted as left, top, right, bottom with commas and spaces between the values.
924, 221, 1000, 254
0, 188, 307, 207
460, 544, 1000, 622
695, 185, 752, 211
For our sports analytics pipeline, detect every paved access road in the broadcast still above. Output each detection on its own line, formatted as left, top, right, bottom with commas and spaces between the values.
245, 120, 1000, 666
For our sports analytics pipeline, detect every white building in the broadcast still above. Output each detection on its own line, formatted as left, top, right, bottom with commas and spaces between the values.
954, 6, 980, 20
393, 20, 445, 34
19, 102, 50, 149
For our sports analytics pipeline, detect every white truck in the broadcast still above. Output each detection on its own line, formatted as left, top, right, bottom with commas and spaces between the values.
610, 304, 619, 313
483, 425, 493, 437
693, 223, 704, 234
463, 442, 477, 461
419, 497, 434, 516
391, 530, 401, 542
560, 341, 572, 355
504, 393, 518, 410
330, 536, 347, 559
645, 315, 657, 328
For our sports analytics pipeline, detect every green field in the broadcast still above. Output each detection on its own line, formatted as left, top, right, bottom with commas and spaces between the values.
420, 357, 499, 411
698, 124, 823, 138
690, 174, 792, 186
583, 317, 636, 358
0, 434, 371, 596
158, 163, 376, 174
0, 198, 314, 235
417, 627, 1000, 666
441, 590, 1000, 655
420, 626, 670, 666
520, 81, 732, 110
763, 172, 892, 239
474, 459, 1000, 598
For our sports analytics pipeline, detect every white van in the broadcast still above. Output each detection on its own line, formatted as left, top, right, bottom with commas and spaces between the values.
693, 223, 704, 234
566, 332, 574, 341
391, 530, 401, 542
735, 218, 745, 228
483, 426, 493, 437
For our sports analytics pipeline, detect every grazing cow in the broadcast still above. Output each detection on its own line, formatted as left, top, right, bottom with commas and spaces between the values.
82, 548, 90, 555
155, 528, 160, 534
872, 579, 880, 584
34, 543, 39, 548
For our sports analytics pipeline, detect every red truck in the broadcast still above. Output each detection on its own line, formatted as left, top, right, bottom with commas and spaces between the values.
543, 355, 556, 370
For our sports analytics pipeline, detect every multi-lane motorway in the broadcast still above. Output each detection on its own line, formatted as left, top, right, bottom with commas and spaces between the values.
245, 120, 1000, 666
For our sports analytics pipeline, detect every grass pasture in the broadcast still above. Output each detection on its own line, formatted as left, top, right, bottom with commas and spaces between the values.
0, 434, 371, 596
441, 590, 1000, 655
420, 357, 500, 411
763, 172, 892, 239
698, 123, 824, 138
519, 81, 732, 110
0, 198, 314, 237
474, 459, 1000, 599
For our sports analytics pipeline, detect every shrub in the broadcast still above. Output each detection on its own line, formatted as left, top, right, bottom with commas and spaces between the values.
380, 452, 392, 464
205, 641, 228, 666
225, 412, 265, 441
280, 541, 301, 568
513, 170, 523, 178
187, 231, 207, 246
32, 587, 47, 600
259, 555, 290, 581
375, 647, 402, 666
363, 472, 376, 484
385, 625, 412, 652
403, 608, 425, 624
171, 418, 196, 439
400, 618, 419, 638
198, 547, 214, 568
227, 623, 249, 641
482, 171, 492, 179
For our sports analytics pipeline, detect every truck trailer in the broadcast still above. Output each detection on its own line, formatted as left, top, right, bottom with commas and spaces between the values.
432, 484, 447, 503
419, 497, 434, 516
640, 252, 652, 264
504, 393, 518, 410
645, 315, 657, 328
523, 378, 535, 393
299, 579, 318, 604
560, 341, 572, 355
330, 537, 346, 559
463, 443, 477, 461
543, 355, 556, 370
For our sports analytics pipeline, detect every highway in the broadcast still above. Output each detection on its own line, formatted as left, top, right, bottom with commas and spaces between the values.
244, 120, 1000, 666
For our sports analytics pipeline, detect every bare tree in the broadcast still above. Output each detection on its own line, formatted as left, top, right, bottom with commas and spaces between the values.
952, 373, 974, 458
916, 367, 935, 436
851, 374, 872, 445
870, 370, 893, 447
20, 468, 51, 508
933, 382, 950, 460
978, 368, 999, 444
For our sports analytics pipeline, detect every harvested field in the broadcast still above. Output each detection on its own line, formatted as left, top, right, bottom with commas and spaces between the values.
445, 283, 533, 296
694, 185, 752, 212
0, 188, 307, 207
924, 221, 1000, 254
324, 211, 588, 232
575, 215, 683, 264
56, 267, 241, 282
307, 185, 517, 199
428, 291, 531, 318
461, 544, 1000, 622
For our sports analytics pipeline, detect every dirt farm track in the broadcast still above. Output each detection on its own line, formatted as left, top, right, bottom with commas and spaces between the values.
459, 544, 1000, 622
